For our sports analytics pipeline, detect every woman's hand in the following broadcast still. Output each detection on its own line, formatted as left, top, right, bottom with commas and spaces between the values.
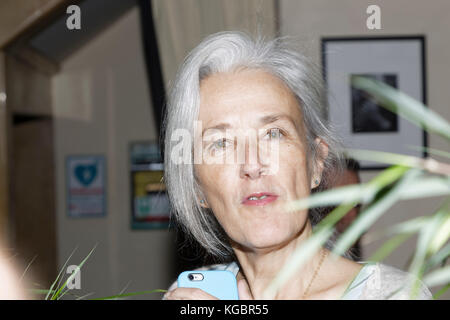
163, 278, 254, 300
163, 287, 219, 300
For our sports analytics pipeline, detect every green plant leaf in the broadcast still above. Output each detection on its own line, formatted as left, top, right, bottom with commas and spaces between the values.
400, 176, 450, 200
263, 202, 355, 299
30, 289, 56, 295
351, 76, 450, 140
285, 184, 371, 211
267, 165, 413, 298
51, 244, 97, 300
432, 283, 450, 300
20, 255, 38, 282
406, 145, 450, 160
425, 242, 450, 271
46, 246, 78, 300
368, 233, 414, 262
363, 216, 428, 244
75, 292, 95, 300
287, 164, 411, 213
92, 289, 167, 300
333, 168, 419, 256
406, 199, 450, 299
287, 174, 450, 212
346, 149, 450, 176
423, 266, 450, 287
428, 210, 450, 255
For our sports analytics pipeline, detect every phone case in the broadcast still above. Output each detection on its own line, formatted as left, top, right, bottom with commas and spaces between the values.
177, 270, 239, 300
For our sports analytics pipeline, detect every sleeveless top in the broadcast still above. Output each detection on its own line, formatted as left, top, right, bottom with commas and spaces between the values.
167, 261, 433, 300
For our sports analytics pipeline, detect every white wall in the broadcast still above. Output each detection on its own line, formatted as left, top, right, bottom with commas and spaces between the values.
280, 0, 450, 298
52, 7, 176, 299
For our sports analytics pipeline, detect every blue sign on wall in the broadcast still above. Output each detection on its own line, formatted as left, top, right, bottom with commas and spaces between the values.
66, 155, 106, 218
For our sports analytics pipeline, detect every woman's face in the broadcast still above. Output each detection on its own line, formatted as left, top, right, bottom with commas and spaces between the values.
195, 69, 327, 252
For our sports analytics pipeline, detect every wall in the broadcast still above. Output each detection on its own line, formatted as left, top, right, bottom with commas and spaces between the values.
52, 7, 176, 299
280, 0, 450, 298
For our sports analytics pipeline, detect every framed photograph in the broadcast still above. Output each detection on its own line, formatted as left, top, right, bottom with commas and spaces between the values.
130, 141, 170, 230
321, 36, 427, 169
66, 155, 106, 218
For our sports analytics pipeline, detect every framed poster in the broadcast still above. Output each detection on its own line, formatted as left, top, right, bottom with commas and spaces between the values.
66, 155, 106, 218
130, 141, 170, 229
321, 36, 427, 169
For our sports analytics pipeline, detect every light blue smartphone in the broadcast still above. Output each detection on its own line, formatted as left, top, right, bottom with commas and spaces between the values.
177, 270, 239, 300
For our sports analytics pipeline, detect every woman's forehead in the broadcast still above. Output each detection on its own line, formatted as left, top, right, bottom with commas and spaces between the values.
198, 69, 302, 125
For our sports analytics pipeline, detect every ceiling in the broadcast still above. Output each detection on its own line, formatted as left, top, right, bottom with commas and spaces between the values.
26, 0, 137, 62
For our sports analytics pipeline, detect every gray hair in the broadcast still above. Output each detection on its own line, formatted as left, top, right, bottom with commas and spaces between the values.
163, 31, 348, 261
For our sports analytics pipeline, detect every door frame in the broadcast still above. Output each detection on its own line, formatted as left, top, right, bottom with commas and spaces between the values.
0, 51, 11, 244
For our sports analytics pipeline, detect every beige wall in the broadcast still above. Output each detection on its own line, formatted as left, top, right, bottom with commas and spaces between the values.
52, 7, 176, 299
280, 0, 449, 298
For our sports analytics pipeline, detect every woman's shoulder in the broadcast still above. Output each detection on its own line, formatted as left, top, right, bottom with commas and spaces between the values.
343, 261, 433, 300
166, 261, 239, 292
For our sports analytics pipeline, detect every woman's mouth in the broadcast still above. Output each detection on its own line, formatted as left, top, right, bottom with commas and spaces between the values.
241, 192, 279, 206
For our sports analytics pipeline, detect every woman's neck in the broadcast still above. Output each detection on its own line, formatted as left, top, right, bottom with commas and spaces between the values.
232, 221, 328, 299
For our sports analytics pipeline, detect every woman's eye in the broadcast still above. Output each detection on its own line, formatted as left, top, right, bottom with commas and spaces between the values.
266, 128, 284, 139
212, 138, 229, 150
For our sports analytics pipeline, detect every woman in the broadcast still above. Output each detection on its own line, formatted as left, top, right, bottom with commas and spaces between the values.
162, 31, 432, 300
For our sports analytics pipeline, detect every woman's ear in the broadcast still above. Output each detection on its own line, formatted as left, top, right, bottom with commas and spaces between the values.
310, 137, 329, 189
199, 198, 209, 208
196, 193, 209, 208
195, 181, 209, 208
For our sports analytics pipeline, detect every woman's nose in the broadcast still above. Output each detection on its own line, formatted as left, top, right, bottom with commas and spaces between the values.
239, 139, 265, 179
240, 162, 264, 179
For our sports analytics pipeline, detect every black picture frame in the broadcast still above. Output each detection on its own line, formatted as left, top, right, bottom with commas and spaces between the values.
321, 36, 427, 170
